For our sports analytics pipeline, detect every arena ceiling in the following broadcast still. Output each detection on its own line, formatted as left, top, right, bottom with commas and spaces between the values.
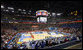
1, 1, 82, 21
1, 1, 82, 12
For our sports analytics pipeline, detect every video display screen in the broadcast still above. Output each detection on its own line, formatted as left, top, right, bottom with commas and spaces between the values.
37, 17, 47, 23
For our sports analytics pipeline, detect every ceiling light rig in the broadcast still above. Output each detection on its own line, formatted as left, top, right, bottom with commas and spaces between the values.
8, 7, 14, 10
57, 13, 62, 15
23, 9, 26, 11
1, 5, 4, 8
5, 10, 9, 12
12, 11, 14, 12
18, 9, 22, 11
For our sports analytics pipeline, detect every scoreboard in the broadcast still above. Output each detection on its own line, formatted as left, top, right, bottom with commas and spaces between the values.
36, 10, 48, 16
37, 17, 47, 23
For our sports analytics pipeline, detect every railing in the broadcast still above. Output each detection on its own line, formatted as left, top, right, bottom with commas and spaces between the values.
39, 39, 82, 49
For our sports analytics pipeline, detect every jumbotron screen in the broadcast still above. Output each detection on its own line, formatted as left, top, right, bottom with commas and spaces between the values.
37, 17, 47, 23
36, 10, 48, 16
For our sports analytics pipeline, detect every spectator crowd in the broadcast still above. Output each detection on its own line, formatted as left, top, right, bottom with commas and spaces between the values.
1, 23, 82, 49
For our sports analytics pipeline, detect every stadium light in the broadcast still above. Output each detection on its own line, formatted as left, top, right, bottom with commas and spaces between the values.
21, 12, 26, 14
12, 11, 14, 12
5, 10, 9, 12
24, 12, 26, 14
29, 10, 31, 12
23, 9, 26, 11
1, 5, 4, 8
8, 7, 14, 10
18, 9, 22, 11
52, 13, 56, 16
28, 13, 30, 14
57, 13, 62, 15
